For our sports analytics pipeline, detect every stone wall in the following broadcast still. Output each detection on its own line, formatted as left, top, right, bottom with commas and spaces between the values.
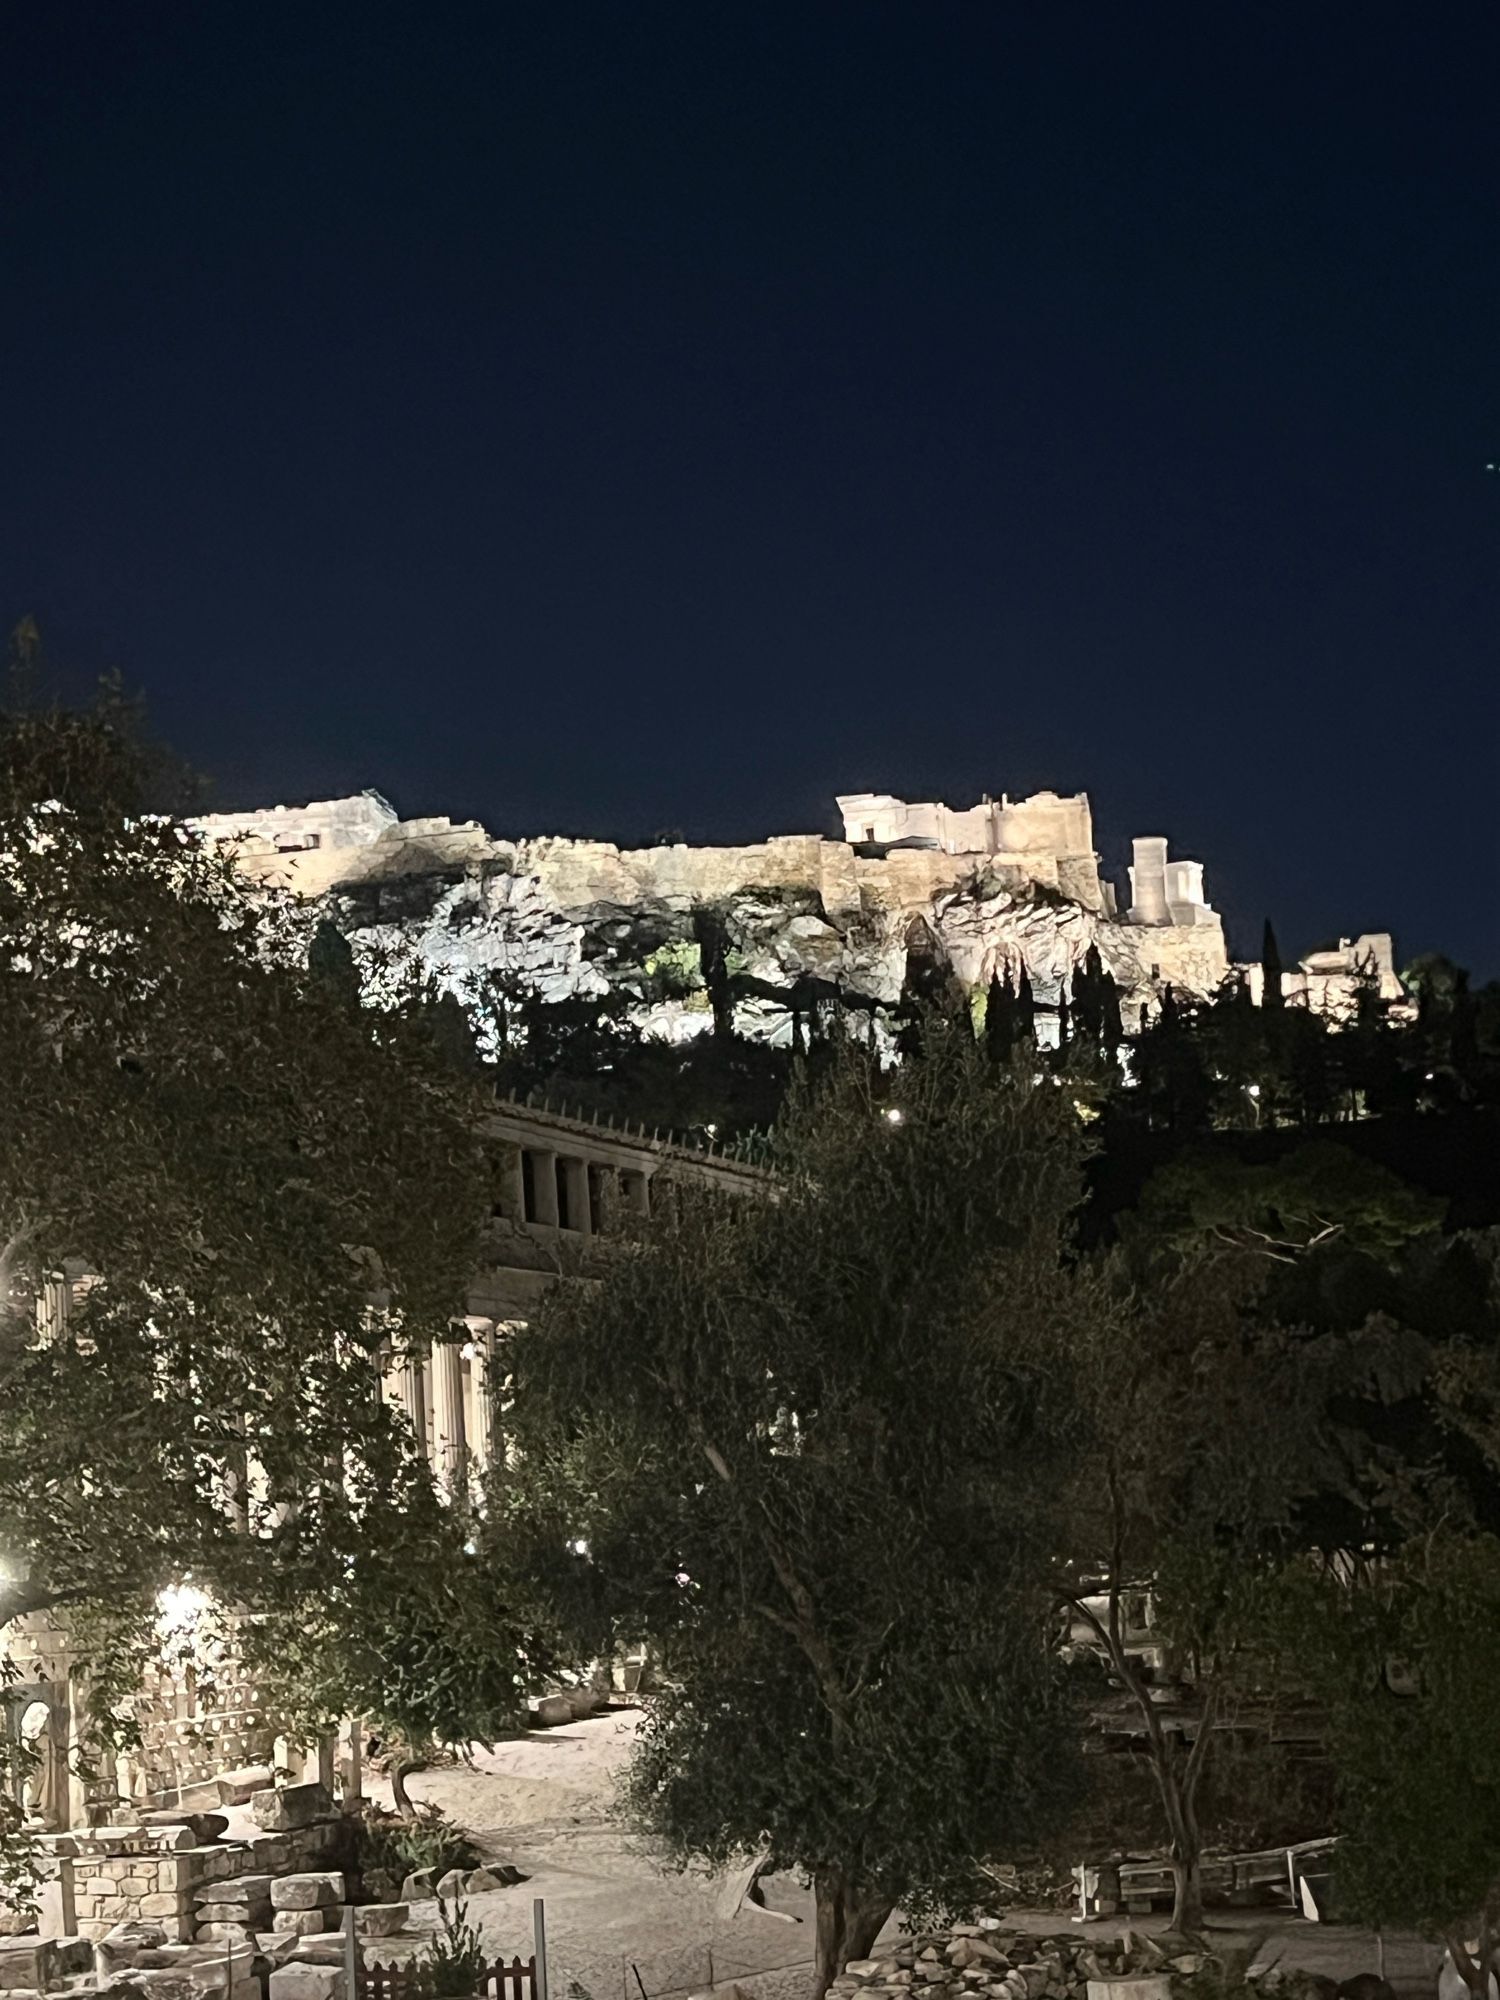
35, 1812, 344, 1941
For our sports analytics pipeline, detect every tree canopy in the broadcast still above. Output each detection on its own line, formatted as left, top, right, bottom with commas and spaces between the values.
0, 669, 501, 1843
501, 1030, 1101, 1993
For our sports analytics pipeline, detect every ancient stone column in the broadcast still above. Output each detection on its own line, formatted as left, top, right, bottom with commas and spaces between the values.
430, 1337, 467, 1499
622, 1170, 651, 1218
1128, 836, 1170, 925
35, 1274, 69, 1345
386, 1345, 428, 1455
528, 1149, 560, 1227
464, 1322, 497, 1475
562, 1156, 592, 1236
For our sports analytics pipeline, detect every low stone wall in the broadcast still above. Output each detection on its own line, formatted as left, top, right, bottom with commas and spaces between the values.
35, 1805, 345, 1941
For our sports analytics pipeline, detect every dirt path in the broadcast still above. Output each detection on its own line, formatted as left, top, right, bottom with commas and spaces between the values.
365, 1712, 1440, 2000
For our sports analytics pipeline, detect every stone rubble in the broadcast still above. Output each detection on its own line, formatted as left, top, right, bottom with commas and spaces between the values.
830, 1928, 1224, 2000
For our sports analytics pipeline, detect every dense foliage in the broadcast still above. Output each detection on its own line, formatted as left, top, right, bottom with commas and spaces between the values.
502, 1030, 1100, 1993
0, 663, 512, 1850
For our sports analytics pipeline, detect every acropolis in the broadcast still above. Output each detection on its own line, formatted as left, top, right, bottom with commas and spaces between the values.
187, 782, 1402, 1036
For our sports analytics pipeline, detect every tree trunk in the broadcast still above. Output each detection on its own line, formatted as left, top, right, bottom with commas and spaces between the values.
389, 1751, 429, 1819
1170, 1855, 1204, 1935
1446, 1932, 1498, 2000
812, 1868, 893, 2000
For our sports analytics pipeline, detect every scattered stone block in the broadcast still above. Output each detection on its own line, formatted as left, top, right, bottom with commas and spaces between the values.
0, 1941, 56, 1993
270, 1913, 331, 1938
251, 1839, 292, 1874
251, 1787, 334, 1834
268, 1964, 347, 2000
532, 1696, 572, 1728
142, 1813, 230, 1846
269, 1877, 342, 1913
433, 1870, 466, 1905
196, 1925, 257, 1947
287, 1936, 347, 1966
51, 1939, 94, 1978
354, 1905, 408, 1938
398, 1871, 434, 1904
217, 1770, 275, 1809
463, 1865, 527, 1893
119, 1972, 202, 2000
195, 1877, 273, 1910
253, 1934, 305, 1969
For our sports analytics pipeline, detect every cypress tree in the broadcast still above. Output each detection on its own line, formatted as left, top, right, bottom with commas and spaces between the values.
1016, 963, 1036, 1047
1072, 944, 1106, 1051
985, 968, 1018, 1064
1451, 969, 1478, 1079
1262, 919, 1285, 1011
1099, 967, 1124, 1058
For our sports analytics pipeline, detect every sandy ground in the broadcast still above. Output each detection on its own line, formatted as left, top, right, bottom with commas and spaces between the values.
358, 1711, 1443, 2000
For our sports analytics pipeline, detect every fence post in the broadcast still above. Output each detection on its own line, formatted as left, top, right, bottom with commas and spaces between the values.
343, 1899, 360, 2000
532, 1899, 549, 2000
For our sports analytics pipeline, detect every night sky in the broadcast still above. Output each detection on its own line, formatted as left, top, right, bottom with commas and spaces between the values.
3, 6, 1496, 972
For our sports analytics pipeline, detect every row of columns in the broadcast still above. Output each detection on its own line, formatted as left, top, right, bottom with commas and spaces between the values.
508, 1143, 651, 1234
383, 1319, 507, 1499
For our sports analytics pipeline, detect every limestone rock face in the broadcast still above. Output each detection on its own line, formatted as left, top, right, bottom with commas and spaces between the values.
197, 797, 1233, 1056
318, 853, 1224, 1055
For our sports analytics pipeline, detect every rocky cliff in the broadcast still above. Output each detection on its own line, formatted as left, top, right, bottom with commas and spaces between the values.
196, 794, 1232, 1053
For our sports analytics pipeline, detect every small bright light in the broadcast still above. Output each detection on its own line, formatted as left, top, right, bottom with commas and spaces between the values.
1247, 1084, 1261, 1098
674, 1571, 692, 1587
156, 1581, 208, 1634
463, 1540, 477, 1556
1425, 1072, 1435, 1082
567, 1537, 589, 1557
883, 1107, 904, 1125
705, 1123, 718, 1137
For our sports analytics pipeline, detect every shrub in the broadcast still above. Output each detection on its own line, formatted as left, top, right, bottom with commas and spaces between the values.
427, 1897, 488, 1998
348, 1799, 481, 1897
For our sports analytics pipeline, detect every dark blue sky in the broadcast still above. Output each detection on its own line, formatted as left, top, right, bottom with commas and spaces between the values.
3, 5, 1496, 971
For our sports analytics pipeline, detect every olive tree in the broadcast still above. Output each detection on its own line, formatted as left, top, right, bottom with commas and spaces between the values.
502, 1031, 1096, 1997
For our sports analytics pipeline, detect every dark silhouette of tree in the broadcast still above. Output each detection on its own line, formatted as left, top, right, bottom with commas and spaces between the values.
984, 968, 1019, 1064
692, 904, 734, 1040
1100, 966, 1124, 1059
1262, 920, 1285, 1011
1016, 962, 1036, 1046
